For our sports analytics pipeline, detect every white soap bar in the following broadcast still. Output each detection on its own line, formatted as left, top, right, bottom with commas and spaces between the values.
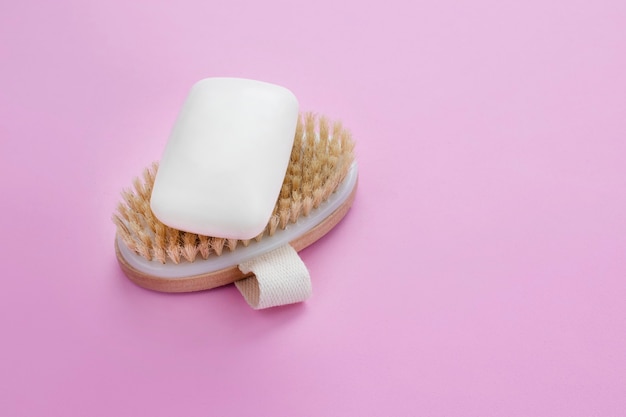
150, 78, 299, 240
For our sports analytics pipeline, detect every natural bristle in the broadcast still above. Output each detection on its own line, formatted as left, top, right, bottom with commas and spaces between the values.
114, 112, 355, 264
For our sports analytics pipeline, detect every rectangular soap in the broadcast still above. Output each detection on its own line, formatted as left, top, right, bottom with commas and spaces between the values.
150, 78, 299, 240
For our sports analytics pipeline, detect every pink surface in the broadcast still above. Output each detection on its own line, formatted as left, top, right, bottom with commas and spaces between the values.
1, 0, 625, 415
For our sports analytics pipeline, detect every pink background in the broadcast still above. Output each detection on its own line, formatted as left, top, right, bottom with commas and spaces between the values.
1, 0, 625, 415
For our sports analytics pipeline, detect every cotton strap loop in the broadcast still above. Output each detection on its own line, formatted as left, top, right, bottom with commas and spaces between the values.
236, 244, 312, 309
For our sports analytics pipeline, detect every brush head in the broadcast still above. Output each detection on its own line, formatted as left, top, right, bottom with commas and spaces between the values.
113, 112, 355, 268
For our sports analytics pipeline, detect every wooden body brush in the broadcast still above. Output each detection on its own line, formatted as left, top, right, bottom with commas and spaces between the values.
113, 78, 356, 307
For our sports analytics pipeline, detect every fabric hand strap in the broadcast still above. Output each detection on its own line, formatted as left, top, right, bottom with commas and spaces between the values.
236, 244, 312, 309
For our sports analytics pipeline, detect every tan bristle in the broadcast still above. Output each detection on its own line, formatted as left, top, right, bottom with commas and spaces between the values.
312, 188, 325, 209
166, 228, 181, 264
114, 112, 355, 263
278, 197, 291, 229
319, 116, 329, 142
137, 230, 152, 261
113, 215, 132, 244
182, 232, 198, 262
154, 222, 167, 263
268, 215, 280, 237
211, 238, 225, 256
133, 177, 147, 200
294, 115, 304, 142
302, 196, 314, 216
198, 235, 211, 259
280, 182, 291, 199
291, 175, 301, 192
290, 193, 302, 223
115, 202, 129, 221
